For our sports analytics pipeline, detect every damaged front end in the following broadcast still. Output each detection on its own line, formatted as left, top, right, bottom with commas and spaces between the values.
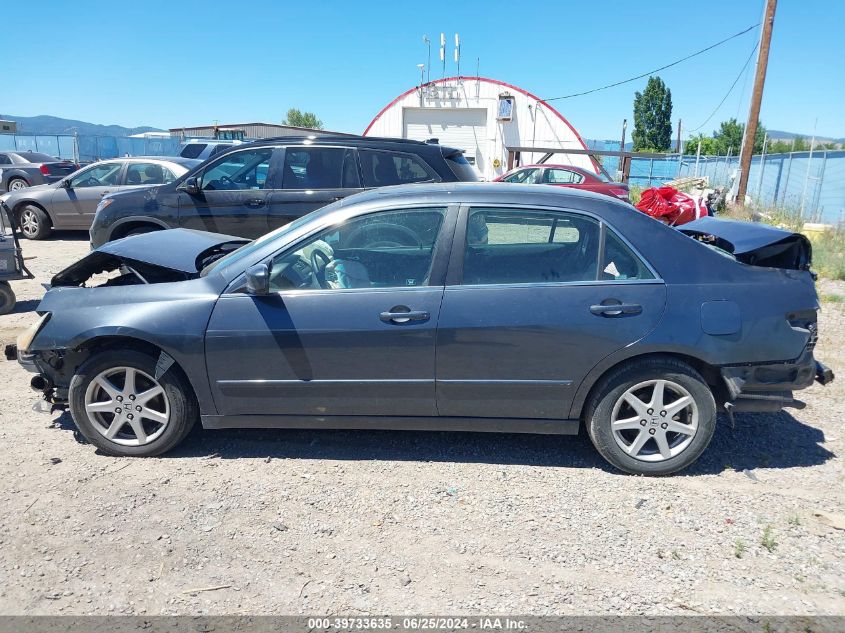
51, 228, 249, 289
8, 228, 247, 406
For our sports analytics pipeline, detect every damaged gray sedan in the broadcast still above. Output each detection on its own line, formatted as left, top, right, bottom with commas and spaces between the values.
5, 183, 834, 475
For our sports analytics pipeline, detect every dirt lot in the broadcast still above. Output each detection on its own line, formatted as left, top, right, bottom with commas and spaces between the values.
0, 234, 843, 616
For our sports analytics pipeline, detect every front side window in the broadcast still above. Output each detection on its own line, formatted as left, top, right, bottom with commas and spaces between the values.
267, 208, 446, 291
359, 150, 436, 187
546, 169, 584, 184
282, 147, 360, 189
502, 168, 541, 184
463, 208, 601, 285
201, 149, 273, 191
125, 162, 174, 186
70, 162, 122, 188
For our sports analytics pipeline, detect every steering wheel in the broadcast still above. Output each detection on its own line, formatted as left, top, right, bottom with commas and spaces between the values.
81, 177, 101, 187
345, 223, 422, 249
219, 175, 236, 187
310, 249, 332, 288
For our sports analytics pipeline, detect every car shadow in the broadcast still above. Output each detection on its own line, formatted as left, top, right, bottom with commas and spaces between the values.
50, 409, 834, 474
10, 299, 39, 314
47, 231, 90, 242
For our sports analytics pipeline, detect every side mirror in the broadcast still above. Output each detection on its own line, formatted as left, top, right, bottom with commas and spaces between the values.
182, 176, 200, 196
244, 263, 270, 296
61, 179, 72, 189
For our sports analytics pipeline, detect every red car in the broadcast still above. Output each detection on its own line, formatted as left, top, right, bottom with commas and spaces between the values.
494, 164, 630, 202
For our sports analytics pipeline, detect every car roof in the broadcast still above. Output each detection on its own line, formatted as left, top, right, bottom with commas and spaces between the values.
239, 135, 455, 152
339, 181, 620, 208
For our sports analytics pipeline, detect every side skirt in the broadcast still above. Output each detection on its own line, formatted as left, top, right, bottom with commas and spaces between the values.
200, 414, 580, 435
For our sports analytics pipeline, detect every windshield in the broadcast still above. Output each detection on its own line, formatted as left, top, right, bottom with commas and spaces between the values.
201, 212, 317, 275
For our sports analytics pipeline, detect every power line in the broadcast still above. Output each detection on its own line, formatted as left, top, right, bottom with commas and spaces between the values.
541, 23, 760, 102
689, 41, 759, 133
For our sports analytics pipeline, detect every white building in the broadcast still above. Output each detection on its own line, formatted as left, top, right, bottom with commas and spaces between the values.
364, 76, 597, 180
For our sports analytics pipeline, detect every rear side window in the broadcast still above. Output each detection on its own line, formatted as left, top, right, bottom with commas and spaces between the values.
126, 162, 174, 186
545, 169, 584, 184
180, 144, 206, 159
463, 208, 601, 285
282, 147, 360, 189
0, 155, 10, 165
359, 150, 436, 187
210, 144, 231, 156
602, 229, 654, 280
444, 151, 479, 182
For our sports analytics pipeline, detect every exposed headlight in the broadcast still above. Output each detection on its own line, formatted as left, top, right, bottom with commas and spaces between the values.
96, 198, 114, 212
17, 313, 51, 353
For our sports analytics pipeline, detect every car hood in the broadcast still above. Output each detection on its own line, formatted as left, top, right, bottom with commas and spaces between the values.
1, 182, 56, 201
678, 217, 812, 271
51, 228, 249, 287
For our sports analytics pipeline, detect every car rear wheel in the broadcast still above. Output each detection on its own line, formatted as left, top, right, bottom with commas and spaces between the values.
7, 178, 28, 192
69, 349, 197, 457
19, 205, 52, 240
585, 358, 716, 475
0, 282, 15, 316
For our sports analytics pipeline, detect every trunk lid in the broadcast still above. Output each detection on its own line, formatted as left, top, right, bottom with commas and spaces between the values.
678, 217, 812, 271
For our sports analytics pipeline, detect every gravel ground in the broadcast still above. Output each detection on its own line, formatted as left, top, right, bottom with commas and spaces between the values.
0, 234, 842, 616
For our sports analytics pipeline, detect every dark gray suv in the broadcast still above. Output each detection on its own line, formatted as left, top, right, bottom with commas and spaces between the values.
89, 136, 479, 247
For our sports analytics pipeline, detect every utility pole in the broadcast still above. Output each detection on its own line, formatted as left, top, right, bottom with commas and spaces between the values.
675, 119, 682, 153
736, 0, 777, 206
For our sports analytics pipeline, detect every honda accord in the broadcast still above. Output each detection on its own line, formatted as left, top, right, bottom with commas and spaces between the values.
7, 183, 833, 475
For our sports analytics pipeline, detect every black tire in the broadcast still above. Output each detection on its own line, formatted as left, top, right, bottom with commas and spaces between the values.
0, 282, 15, 316
18, 204, 52, 240
6, 177, 28, 192
585, 357, 717, 476
68, 349, 198, 457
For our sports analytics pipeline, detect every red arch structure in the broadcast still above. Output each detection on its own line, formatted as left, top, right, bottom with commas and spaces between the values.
364, 76, 595, 172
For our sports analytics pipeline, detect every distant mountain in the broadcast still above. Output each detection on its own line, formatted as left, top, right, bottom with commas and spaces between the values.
767, 129, 844, 144
0, 114, 164, 137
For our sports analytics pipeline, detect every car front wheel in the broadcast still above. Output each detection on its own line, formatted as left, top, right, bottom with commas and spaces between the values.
69, 349, 197, 456
19, 205, 52, 240
586, 358, 716, 475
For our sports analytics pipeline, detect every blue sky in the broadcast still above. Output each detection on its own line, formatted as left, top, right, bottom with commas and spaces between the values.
5, 0, 844, 140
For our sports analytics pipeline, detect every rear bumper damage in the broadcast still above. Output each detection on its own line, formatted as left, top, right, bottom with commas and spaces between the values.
720, 350, 834, 415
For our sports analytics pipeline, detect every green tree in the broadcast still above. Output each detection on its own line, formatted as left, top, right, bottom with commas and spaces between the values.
283, 108, 324, 130
632, 76, 673, 152
684, 133, 719, 155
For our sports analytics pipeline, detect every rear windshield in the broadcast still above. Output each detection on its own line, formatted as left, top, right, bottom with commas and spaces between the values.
15, 152, 58, 163
444, 151, 480, 182
180, 144, 207, 159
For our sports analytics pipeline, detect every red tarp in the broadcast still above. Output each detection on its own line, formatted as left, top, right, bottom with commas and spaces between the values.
635, 186, 708, 226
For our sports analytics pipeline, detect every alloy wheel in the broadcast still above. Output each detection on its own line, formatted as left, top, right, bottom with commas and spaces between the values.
83, 367, 170, 446
8, 179, 27, 191
20, 209, 40, 237
610, 379, 698, 462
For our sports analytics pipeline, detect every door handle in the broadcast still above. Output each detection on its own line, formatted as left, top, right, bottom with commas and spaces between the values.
245, 198, 266, 208
100, 191, 109, 197
379, 306, 430, 324
590, 302, 642, 317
